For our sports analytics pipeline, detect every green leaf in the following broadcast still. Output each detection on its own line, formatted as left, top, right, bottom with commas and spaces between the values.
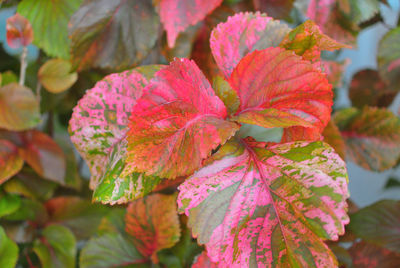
0, 139, 23, 184
0, 83, 40, 131
0, 226, 19, 268
348, 200, 400, 253
0, 193, 21, 218
17, 0, 83, 59
69, 0, 160, 71
0, 71, 18, 86
80, 233, 149, 268
212, 75, 239, 115
38, 59, 78, 94
4, 198, 48, 223
334, 107, 400, 171
33, 225, 77, 268
378, 26, 400, 90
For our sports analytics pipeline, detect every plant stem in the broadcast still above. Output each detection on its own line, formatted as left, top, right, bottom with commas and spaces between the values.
19, 46, 28, 86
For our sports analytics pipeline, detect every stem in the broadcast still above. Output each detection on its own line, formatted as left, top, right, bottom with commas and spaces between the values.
19, 46, 28, 86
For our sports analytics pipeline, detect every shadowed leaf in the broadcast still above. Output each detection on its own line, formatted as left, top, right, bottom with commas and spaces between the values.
349, 241, 400, 268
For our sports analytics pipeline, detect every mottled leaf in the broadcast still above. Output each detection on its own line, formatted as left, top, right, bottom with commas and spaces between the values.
349, 241, 400, 268
17, 0, 82, 58
0, 226, 18, 268
125, 194, 180, 262
0, 83, 40, 131
0, 139, 23, 184
253, 0, 294, 19
38, 59, 78, 94
159, 0, 223, 47
210, 12, 290, 78
178, 139, 349, 267
33, 225, 76, 268
45, 196, 109, 240
192, 251, 218, 268
229, 47, 332, 139
322, 120, 346, 160
349, 69, 396, 108
80, 233, 148, 268
280, 20, 350, 61
334, 107, 400, 171
348, 200, 400, 253
0, 193, 20, 218
69, 68, 158, 189
69, 0, 159, 70
126, 59, 239, 179
6, 13, 33, 49
377, 27, 400, 90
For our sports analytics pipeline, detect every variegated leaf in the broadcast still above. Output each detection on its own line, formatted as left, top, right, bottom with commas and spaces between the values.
126, 58, 239, 179
0, 140, 23, 185
178, 138, 349, 267
210, 12, 290, 78
6, 13, 33, 49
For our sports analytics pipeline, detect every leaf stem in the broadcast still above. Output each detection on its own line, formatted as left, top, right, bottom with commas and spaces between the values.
19, 46, 28, 86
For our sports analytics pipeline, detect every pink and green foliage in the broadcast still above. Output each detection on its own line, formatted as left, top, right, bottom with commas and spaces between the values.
178, 139, 348, 266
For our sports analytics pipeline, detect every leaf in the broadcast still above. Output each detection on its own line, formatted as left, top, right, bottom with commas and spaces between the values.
229, 47, 332, 137
0, 139, 23, 184
178, 139, 349, 267
280, 20, 350, 62
0, 71, 18, 86
4, 198, 48, 223
125, 194, 181, 262
38, 59, 78, 94
252, 0, 294, 19
0, 193, 20, 218
377, 27, 400, 90
192, 251, 218, 268
307, 0, 358, 45
0, 226, 19, 268
349, 69, 396, 108
80, 233, 148, 268
33, 225, 76, 268
17, 0, 82, 59
349, 241, 400, 268
212, 75, 239, 115
334, 107, 400, 171
339, 0, 380, 25
69, 68, 159, 190
6, 13, 33, 49
0, 83, 40, 131
322, 120, 346, 160
126, 58, 239, 179
210, 12, 290, 78
69, 0, 159, 71
321, 60, 348, 88
348, 200, 400, 253
158, 0, 223, 47
45, 196, 109, 240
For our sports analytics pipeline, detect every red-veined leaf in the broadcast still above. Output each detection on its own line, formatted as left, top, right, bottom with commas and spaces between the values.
6, 13, 33, 49
253, 0, 294, 19
377, 27, 400, 90
192, 251, 218, 268
178, 138, 349, 267
159, 0, 223, 48
334, 107, 400, 171
280, 20, 350, 62
0, 83, 40, 131
0, 140, 23, 184
349, 69, 396, 108
125, 194, 180, 263
349, 242, 400, 268
126, 58, 239, 179
210, 12, 290, 78
229, 47, 332, 140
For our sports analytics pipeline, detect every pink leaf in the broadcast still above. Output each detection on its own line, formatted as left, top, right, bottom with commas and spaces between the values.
6, 13, 33, 49
178, 138, 349, 267
159, 0, 223, 48
126, 58, 239, 179
210, 12, 290, 78
229, 47, 332, 138
69, 70, 148, 189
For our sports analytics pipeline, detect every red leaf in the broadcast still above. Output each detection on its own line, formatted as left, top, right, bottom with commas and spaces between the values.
0, 139, 23, 184
192, 251, 218, 268
159, 0, 223, 48
349, 242, 400, 268
6, 13, 33, 49
229, 47, 332, 139
126, 59, 239, 179
125, 194, 180, 263
210, 12, 290, 78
